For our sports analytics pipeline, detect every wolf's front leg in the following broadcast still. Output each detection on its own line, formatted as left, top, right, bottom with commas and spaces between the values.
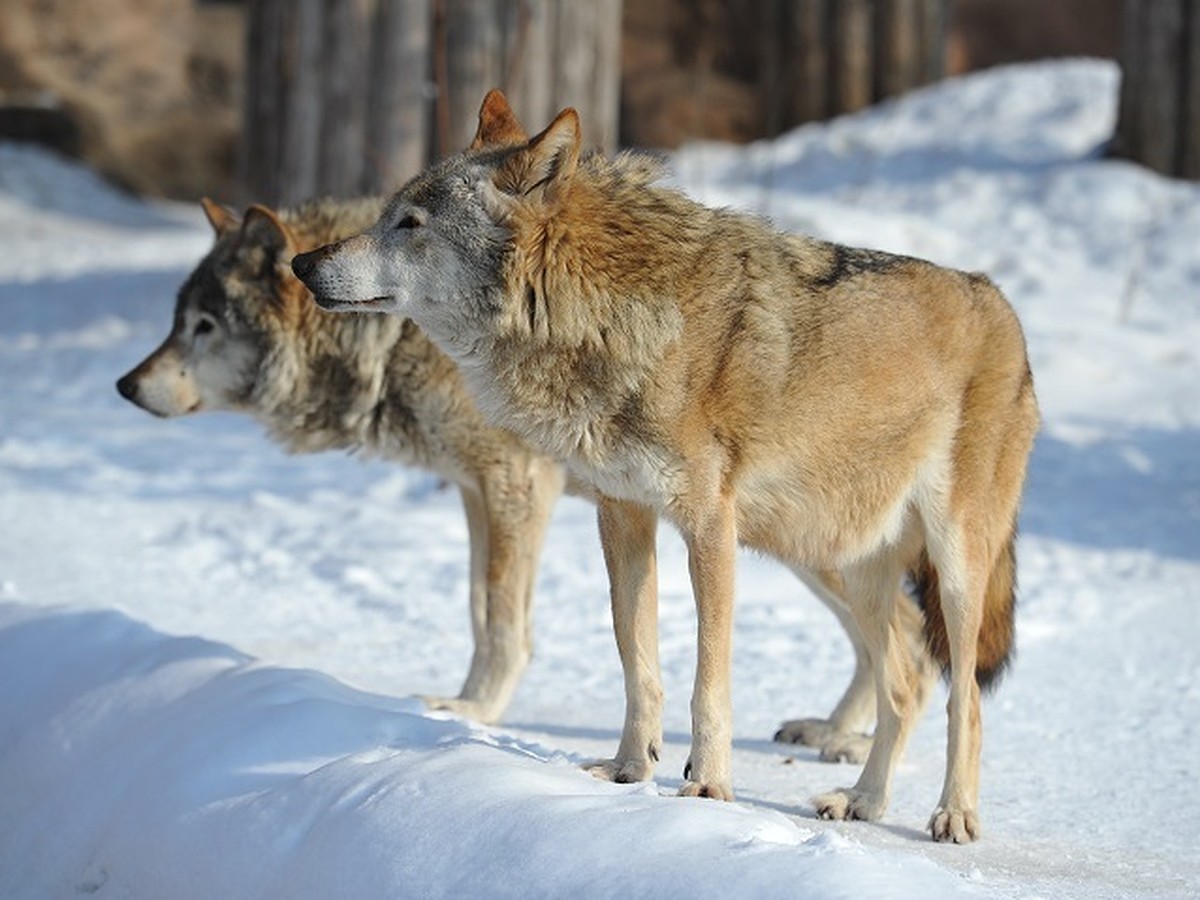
423, 470, 560, 725
585, 497, 663, 784
678, 491, 737, 801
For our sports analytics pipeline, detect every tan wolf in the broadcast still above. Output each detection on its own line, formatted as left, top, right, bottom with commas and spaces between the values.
115, 188, 929, 753
292, 91, 1038, 842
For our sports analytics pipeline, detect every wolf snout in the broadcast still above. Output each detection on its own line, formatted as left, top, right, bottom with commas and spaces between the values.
116, 372, 139, 403
290, 248, 321, 282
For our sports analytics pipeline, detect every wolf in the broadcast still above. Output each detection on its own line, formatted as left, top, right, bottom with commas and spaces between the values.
116, 195, 566, 725
116, 187, 928, 754
292, 91, 1038, 842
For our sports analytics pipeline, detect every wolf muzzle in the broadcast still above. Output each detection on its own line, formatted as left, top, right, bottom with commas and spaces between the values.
291, 246, 345, 310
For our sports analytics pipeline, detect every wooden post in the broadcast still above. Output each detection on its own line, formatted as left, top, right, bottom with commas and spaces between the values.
916, 0, 948, 84
876, 0, 920, 99
832, 0, 874, 115
365, 0, 433, 192
241, 0, 353, 204
548, 0, 622, 153
435, 0, 621, 156
318, 0, 370, 198
243, 0, 623, 200
791, 0, 832, 125
440, 0, 503, 156
1185, 0, 1200, 176
1115, 0, 1200, 179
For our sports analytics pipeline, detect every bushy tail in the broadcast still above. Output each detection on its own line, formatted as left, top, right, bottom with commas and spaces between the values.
911, 530, 1017, 693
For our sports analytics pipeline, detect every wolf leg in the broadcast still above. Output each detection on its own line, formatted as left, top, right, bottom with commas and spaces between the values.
677, 490, 737, 801
584, 497, 663, 784
926, 536, 985, 843
778, 569, 938, 765
423, 463, 562, 724
813, 553, 919, 824
776, 568, 875, 763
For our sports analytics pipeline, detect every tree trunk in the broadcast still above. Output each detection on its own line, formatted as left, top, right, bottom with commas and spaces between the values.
548, 0, 622, 152
791, 0, 832, 124
755, 0, 948, 138
876, 0, 920, 99
436, 0, 622, 157
365, 0, 433, 193
243, 0, 623, 202
439, 0, 503, 157
832, 0, 874, 115
1115, 0, 1200, 179
319, 0, 370, 198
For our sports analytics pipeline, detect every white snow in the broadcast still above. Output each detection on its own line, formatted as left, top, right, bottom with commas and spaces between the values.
1, 59, 1197, 898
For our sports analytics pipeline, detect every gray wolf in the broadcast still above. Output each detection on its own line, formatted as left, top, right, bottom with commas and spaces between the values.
116, 194, 565, 724
116, 189, 927, 753
290, 90, 1034, 842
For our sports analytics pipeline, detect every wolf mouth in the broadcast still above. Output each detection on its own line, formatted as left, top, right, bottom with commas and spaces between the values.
313, 295, 392, 312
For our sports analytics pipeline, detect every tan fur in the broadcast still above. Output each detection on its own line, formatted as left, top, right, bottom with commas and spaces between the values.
120, 186, 931, 749
486, 106, 1037, 840
295, 93, 1039, 841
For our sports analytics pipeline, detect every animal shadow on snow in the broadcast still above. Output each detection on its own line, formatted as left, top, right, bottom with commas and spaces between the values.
1023, 428, 1200, 562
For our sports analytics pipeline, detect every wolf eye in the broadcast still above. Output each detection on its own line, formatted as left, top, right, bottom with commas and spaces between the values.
395, 214, 419, 230
194, 317, 215, 336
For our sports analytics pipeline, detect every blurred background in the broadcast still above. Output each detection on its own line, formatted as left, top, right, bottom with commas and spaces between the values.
1, 0, 1191, 206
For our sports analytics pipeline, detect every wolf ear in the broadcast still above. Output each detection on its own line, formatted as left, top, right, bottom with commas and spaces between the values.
471, 89, 528, 149
201, 197, 240, 236
499, 107, 581, 200
241, 204, 297, 261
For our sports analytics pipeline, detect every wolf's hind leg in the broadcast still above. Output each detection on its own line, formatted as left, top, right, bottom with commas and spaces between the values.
775, 569, 875, 762
778, 569, 937, 765
583, 498, 664, 784
813, 554, 920, 824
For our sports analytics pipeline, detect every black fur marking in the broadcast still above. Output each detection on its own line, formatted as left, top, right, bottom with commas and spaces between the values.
911, 539, 1018, 694
612, 390, 659, 449
526, 285, 538, 334
812, 243, 910, 289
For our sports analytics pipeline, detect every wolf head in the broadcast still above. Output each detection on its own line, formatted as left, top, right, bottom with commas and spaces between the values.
291, 90, 581, 342
116, 200, 305, 417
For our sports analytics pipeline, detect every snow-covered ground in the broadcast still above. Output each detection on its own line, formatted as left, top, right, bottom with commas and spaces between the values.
1, 59, 1197, 898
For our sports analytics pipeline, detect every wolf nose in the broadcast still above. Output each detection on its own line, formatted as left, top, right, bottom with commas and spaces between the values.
291, 250, 317, 281
116, 374, 138, 402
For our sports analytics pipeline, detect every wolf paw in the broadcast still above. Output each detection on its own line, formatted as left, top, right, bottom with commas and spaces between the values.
418, 694, 501, 725
774, 718, 873, 765
813, 787, 887, 822
774, 717, 836, 746
678, 779, 735, 801
817, 733, 872, 765
583, 757, 655, 784
929, 806, 980, 843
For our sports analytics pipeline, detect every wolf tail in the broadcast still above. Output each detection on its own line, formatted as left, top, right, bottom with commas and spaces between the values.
910, 528, 1017, 693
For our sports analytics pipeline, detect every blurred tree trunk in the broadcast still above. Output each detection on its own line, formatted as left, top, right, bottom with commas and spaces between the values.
242, 0, 323, 205
365, 0, 433, 192
241, 0, 620, 205
434, 0, 622, 157
438, 0, 503, 157
319, 0, 370, 196
242, 0, 422, 204
758, 0, 948, 137
1115, 0, 1200, 179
